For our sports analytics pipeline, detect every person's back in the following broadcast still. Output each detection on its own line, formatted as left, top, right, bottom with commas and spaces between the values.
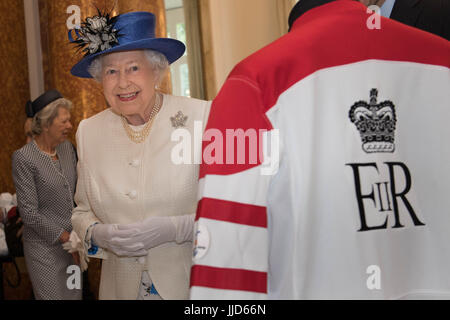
190, 0, 450, 299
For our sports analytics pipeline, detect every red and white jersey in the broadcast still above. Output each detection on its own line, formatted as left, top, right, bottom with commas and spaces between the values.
190, 0, 450, 299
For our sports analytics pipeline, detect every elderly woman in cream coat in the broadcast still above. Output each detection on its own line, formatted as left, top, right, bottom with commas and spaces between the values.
68, 11, 210, 299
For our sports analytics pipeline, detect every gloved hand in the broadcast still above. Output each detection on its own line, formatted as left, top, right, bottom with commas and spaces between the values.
61, 231, 88, 270
91, 223, 147, 257
62, 231, 81, 253
62, 241, 76, 253
117, 215, 194, 250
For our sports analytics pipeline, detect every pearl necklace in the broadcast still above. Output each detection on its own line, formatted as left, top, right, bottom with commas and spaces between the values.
34, 140, 57, 157
44, 150, 57, 157
121, 92, 162, 144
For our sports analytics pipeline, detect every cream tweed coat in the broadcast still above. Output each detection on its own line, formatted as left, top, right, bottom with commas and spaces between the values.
71, 94, 210, 300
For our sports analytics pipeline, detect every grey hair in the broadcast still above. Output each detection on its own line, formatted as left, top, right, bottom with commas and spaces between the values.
88, 49, 169, 83
31, 98, 73, 136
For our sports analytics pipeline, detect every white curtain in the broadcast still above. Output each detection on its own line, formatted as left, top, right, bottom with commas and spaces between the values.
183, 0, 206, 100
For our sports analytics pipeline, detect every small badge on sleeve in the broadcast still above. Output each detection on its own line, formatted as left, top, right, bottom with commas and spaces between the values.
193, 223, 210, 260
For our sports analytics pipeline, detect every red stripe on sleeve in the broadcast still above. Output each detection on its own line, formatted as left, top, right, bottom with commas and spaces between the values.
196, 197, 267, 228
190, 265, 267, 294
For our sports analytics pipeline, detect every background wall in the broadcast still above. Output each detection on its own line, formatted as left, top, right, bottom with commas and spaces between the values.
199, 0, 296, 99
0, 0, 32, 300
0, 0, 30, 194
209, 0, 280, 92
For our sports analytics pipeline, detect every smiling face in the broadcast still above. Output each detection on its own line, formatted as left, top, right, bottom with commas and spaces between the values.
101, 50, 158, 121
46, 106, 72, 144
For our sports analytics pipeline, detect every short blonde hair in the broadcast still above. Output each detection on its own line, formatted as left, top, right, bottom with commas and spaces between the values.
31, 98, 73, 136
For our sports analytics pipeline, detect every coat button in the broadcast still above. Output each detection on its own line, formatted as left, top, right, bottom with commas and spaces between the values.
130, 159, 140, 167
128, 190, 137, 199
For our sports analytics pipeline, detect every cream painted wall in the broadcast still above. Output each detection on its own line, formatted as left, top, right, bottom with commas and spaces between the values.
207, 0, 284, 93
23, 0, 44, 100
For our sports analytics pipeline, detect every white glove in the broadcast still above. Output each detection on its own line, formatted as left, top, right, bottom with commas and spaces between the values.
62, 241, 76, 253
91, 223, 147, 257
62, 231, 81, 253
62, 231, 88, 271
171, 214, 195, 244
117, 215, 194, 250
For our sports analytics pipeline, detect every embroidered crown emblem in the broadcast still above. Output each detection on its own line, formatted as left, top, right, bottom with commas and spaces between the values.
349, 89, 396, 153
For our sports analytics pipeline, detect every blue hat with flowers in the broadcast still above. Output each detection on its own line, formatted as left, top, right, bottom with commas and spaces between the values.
69, 10, 185, 78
